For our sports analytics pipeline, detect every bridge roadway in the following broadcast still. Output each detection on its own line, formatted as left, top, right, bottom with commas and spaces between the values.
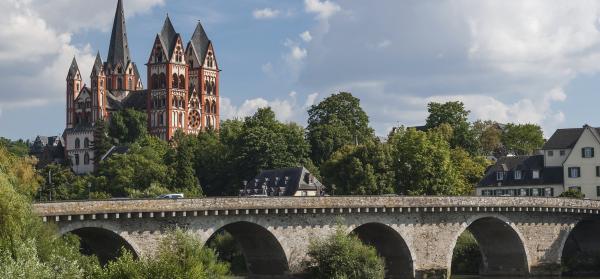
34, 196, 600, 279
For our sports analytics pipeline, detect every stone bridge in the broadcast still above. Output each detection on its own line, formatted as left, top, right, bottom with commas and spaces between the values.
33, 196, 600, 278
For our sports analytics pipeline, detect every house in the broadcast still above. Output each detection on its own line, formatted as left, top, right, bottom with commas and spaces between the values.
477, 124, 600, 199
241, 167, 325, 197
29, 135, 65, 168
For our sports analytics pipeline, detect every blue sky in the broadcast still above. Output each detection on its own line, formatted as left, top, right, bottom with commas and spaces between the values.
1, 0, 600, 140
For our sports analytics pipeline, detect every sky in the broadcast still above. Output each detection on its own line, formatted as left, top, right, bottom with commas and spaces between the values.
2, 0, 600, 140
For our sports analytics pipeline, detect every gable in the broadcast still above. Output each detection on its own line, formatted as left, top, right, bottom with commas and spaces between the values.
564, 127, 600, 164
148, 36, 168, 64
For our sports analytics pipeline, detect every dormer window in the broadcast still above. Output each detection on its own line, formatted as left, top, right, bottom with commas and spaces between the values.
514, 170, 522, 180
496, 171, 505, 181
560, 150, 566, 156
532, 170, 540, 179
548, 150, 554, 156
582, 147, 595, 158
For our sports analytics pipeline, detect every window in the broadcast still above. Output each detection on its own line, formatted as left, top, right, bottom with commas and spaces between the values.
74, 138, 80, 149
496, 171, 505, 181
179, 75, 185, 90
84, 152, 89, 165
84, 138, 89, 148
582, 147, 595, 158
568, 167, 581, 178
74, 154, 80, 165
514, 170, 522, 180
597, 166, 600, 177
520, 188, 527, 196
532, 170, 540, 179
532, 188, 539, 196
548, 150, 554, 156
172, 74, 178, 88
597, 186, 600, 197
545, 188, 554, 197
560, 150, 566, 156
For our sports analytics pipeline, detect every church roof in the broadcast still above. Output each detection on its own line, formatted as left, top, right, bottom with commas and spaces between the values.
67, 57, 80, 78
106, 0, 131, 68
189, 21, 211, 65
158, 15, 179, 58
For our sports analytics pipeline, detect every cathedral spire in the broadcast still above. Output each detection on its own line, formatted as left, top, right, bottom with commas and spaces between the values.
67, 56, 80, 79
107, 0, 131, 67
189, 21, 210, 65
92, 51, 103, 76
159, 15, 178, 58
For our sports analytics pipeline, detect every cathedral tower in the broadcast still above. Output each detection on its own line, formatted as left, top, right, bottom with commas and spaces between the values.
90, 52, 108, 122
186, 22, 219, 131
66, 57, 82, 129
147, 16, 189, 140
105, 0, 142, 98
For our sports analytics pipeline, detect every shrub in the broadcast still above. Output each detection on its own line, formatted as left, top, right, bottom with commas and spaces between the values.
559, 189, 585, 199
302, 229, 385, 279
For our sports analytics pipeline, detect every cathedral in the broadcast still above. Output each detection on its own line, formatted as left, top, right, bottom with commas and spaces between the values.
64, 0, 220, 174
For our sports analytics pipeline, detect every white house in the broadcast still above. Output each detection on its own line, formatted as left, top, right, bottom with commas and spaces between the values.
477, 125, 600, 200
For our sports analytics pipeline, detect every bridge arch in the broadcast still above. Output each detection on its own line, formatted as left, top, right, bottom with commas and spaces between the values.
350, 222, 415, 279
61, 224, 139, 265
448, 214, 530, 276
560, 218, 600, 275
204, 221, 289, 276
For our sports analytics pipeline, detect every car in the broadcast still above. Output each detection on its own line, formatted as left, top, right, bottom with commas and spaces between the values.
158, 193, 184, 199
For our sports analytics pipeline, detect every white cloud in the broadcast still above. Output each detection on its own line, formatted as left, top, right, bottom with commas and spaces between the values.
261, 62, 274, 76
253, 8, 281, 19
300, 30, 313, 42
304, 0, 341, 20
299, 0, 600, 136
0, 0, 163, 109
290, 46, 307, 61
220, 92, 317, 124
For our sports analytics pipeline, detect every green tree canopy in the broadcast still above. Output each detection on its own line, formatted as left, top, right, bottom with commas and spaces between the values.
108, 108, 148, 144
96, 135, 171, 197
389, 128, 466, 195
425, 101, 477, 153
307, 92, 374, 166
501, 123, 544, 155
302, 229, 385, 279
235, 108, 311, 181
167, 131, 202, 196
0, 137, 29, 157
321, 142, 395, 195
472, 120, 503, 156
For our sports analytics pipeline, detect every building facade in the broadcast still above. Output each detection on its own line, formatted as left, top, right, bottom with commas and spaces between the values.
477, 125, 600, 200
63, 0, 220, 173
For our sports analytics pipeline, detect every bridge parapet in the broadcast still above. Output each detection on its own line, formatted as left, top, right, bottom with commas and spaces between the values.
33, 196, 600, 220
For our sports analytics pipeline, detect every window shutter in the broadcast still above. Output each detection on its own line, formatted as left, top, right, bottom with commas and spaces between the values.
582, 148, 586, 158
593, 148, 595, 157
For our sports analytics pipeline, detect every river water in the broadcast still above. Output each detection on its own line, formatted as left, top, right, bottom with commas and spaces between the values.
452, 276, 600, 279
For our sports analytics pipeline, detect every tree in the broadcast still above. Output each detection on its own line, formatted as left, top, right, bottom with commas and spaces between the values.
472, 120, 503, 156
321, 142, 395, 195
389, 128, 466, 195
100, 229, 230, 279
425, 101, 477, 153
0, 146, 102, 278
307, 92, 374, 166
501, 123, 544, 155
167, 131, 202, 197
193, 125, 238, 196
235, 108, 311, 182
92, 119, 112, 167
97, 135, 171, 197
108, 108, 148, 144
302, 229, 385, 279
0, 137, 29, 157
450, 148, 489, 195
